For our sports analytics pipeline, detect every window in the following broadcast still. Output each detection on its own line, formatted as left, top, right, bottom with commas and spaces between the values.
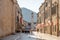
17, 16, 19, 22
45, 2, 48, 7
54, 25, 56, 32
40, 17, 41, 23
52, 6, 57, 15
59, 24, 60, 31
53, 26, 54, 32
18, 11, 20, 13
44, 27, 47, 32
53, 25, 56, 32
45, 12, 49, 19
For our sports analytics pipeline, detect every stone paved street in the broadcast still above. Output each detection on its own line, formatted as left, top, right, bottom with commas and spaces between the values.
32, 32, 60, 40
2, 32, 45, 40
2, 31, 60, 40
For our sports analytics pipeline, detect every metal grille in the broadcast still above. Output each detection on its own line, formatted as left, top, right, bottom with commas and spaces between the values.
52, 6, 56, 15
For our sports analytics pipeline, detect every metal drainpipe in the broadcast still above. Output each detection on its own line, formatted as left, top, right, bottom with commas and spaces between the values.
57, 0, 59, 36
44, 0, 46, 33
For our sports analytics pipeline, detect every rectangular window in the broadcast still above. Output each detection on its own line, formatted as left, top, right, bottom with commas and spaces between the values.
54, 25, 56, 32
59, 24, 60, 31
53, 25, 56, 32
52, 6, 56, 15
53, 26, 54, 32
45, 2, 48, 7
44, 27, 47, 32
45, 12, 49, 19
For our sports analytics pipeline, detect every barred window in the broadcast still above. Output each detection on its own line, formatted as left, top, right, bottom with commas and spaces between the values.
52, 6, 57, 15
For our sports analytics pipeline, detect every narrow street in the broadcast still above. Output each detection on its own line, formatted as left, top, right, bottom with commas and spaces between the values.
2, 32, 45, 40
0, 0, 60, 40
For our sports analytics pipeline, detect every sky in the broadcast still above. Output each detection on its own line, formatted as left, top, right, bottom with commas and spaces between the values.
17, 0, 44, 13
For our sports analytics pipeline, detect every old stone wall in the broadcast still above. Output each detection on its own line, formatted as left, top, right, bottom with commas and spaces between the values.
0, 0, 16, 37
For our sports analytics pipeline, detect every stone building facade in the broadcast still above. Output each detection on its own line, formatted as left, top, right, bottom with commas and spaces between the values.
59, 0, 60, 36
37, 12, 41, 32
37, 3, 45, 33
0, 0, 21, 37
15, 4, 23, 32
37, 0, 60, 36
45, 0, 59, 36
37, 12, 40, 24
44, 0, 52, 34
39, 4, 45, 33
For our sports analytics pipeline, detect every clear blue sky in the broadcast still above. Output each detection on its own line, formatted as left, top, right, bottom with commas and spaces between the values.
17, 0, 44, 13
